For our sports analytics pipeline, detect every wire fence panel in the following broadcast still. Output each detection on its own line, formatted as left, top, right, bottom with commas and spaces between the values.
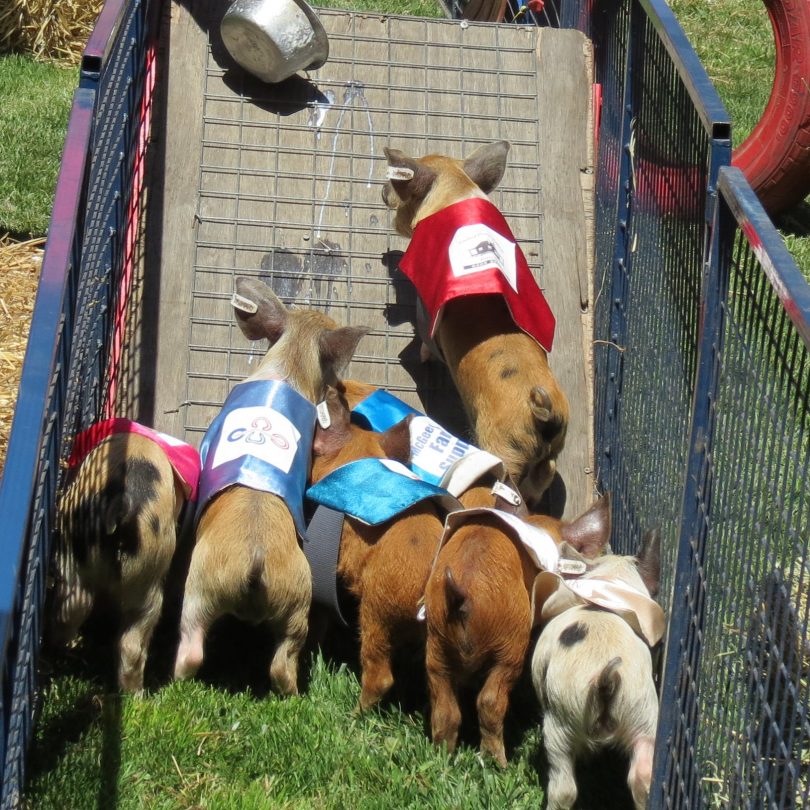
0, 1, 159, 804
0, 90, 93, 808
592, 0, 730, 574
66, 0, 158, 437
660, 165, 810, 809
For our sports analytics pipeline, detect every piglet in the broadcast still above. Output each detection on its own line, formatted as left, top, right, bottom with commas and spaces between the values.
309, 387, 448, 711
53, 424, 197, 692
382, 142, 569, 507
531, 529, 663, 810
423, 494, 612, 766
174, 278, 368, 695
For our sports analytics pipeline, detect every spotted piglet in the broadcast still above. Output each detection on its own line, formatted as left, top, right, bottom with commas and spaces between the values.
423, 494, 612, 766
174, 278, 368, 695
53, 422, 199, 692
531, 529, 664, 810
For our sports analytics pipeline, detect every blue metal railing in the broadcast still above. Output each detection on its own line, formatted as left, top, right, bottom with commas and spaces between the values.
656, 166, 810, 809
0, 0, 156, 803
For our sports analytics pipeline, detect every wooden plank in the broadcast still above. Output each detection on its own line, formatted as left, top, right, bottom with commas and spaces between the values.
146, 0, 220, 438
535, 27, 595, 519
139, 10, 594, 519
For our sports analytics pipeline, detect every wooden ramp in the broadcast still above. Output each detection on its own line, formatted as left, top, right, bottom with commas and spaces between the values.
138, 3, 595, 518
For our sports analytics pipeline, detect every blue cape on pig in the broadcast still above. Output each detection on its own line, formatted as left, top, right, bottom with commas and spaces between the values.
196, 379, 316, 535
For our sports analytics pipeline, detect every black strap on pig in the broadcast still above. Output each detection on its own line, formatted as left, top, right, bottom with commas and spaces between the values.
303, 505, 349, 626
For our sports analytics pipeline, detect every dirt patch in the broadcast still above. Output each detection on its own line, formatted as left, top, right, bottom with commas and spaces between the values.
0, 235, 43, 475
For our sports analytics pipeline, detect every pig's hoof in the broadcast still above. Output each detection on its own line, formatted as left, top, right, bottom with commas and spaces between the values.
174, 655, 200, 681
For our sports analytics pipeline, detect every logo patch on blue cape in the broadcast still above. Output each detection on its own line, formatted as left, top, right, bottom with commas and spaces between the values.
197, 379, 316, 534
351, 389, 476, 485
306, 458, 461, 525
349, 388, 517, 504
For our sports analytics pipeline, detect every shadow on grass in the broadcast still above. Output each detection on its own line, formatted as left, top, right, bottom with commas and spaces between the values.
776, 200, 810, 238
29, 622, 122, 809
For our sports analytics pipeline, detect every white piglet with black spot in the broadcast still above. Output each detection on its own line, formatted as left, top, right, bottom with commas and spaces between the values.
531, 529, 663, 810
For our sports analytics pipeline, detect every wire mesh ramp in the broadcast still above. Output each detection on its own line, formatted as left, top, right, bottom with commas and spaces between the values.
138, 5, 595, 517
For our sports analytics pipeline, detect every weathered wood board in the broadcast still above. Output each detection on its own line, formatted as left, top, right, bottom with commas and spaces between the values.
140, 4, 595, 518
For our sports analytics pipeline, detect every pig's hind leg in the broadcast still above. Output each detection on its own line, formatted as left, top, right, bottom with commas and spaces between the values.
48, 556, 94, 648
542, 716, 579, 810
426, 643, 462, 755
174, 549, 219, 681
628, 735, 654, 810
118, 583, 165, 692
267, 557, 312, 697
356, 602, 396, 711
476, 661, 522, 768
268, 598, 310, 696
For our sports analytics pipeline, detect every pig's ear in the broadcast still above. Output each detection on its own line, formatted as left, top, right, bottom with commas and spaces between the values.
463, 141, 510, 194
560, 492, 611, 558
319, 325, 370, 376
312, 387, 352, 457
232, 277, 288, 343
384, 147, 437, 201
379, 415, 413, 464
528, 387, 567, 446
635, 528, 661, 598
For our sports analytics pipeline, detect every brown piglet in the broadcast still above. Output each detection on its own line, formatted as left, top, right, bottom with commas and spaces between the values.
382, 142, 569, 507
173, 278, 368, 695
53, 431, 189, 692
310, 387, 447, 712
422, 494, 611, 766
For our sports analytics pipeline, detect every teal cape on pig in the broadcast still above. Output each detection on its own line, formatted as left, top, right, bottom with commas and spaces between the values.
196, 379, 316, 535
351, 389, 476, 486
306, 458, 460, 525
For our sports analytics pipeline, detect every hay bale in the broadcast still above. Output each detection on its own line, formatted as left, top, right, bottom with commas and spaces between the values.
0, 236, 43, 474
0, 0, 103, 64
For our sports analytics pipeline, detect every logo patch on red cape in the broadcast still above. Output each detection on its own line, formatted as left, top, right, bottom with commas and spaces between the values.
398, 197, 555, 353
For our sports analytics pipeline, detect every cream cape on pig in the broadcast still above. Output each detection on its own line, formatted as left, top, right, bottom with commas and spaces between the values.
532, 570, 666, 647
423, 507, 665, 644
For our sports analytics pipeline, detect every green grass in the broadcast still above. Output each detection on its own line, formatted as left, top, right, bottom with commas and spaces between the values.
26, 639, 548, 809
0, 54, 77, 237
671, 0, 774, 143
317, 0, 443, 13
670, 0, 810, 281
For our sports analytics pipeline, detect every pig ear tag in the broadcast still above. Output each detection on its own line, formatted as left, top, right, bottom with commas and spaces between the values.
491, 480, 522, 507
386, 166, 415, 181
231, 293, 258, 314
316, 401, 331, 429
557, 558, 588, 576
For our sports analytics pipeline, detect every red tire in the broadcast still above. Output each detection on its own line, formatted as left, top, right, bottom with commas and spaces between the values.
730, 0, 810, 216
